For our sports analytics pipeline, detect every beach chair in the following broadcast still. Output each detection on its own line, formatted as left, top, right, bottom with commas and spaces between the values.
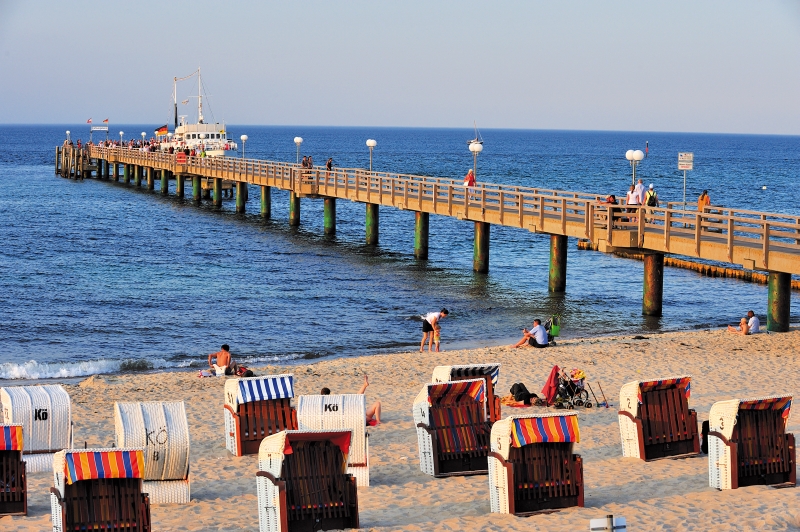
1, 384, 73, 473
224, 374, 297, 456
413, 378, 491, 477
0, 424, 27, 516
708, 395, 795, 490
115, 401, 191, 504
256, 430, 359, 532
618, 375, 699, 460
50, 448, 151, 532
432, 363, 502, 422
297, 394, 370, 486
489, 413, 584, 515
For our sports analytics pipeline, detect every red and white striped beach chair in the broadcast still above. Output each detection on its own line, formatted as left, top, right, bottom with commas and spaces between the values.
489, 412, 584, 515
708, 394, 795, 490
413, 378, 491, 477
432, 363, 502, 422
618, 375, 699, 460
0, 424, 26, 516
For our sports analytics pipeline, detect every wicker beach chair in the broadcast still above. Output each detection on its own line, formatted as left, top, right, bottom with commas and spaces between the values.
413, 378, 491, 477
1, 384, 73, 473
224, 374, 297, 456
618, 375, 699, 460
0, 424, 27, 516
708, 395, 795, 490
256, 430, 359, 532
489, 413, 584, 515
50, 448, 151, 532
115, 401, 191, 504
297, 394, 370, 486
432, 363, 502, 422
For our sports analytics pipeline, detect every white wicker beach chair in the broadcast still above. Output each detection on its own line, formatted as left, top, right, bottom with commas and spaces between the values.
413, 378, 490, 477
115, 401, 191, 504
708, 394, 795, 490
224, 374, 297, 456
297, 394, 369, 486
256, 430, 359, 532
1, 384, 73, 473
50, 448, 150, 532
489, 412, 584, 515
432, 363, 502, 422
618, 375, 699, 460
0, 424, 27, 516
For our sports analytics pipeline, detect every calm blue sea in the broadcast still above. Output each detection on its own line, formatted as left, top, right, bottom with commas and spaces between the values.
1, 125, 799, 380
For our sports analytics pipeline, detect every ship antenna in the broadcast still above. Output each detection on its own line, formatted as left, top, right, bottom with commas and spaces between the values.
197, 67, 204, 124
173, 77, 178, 129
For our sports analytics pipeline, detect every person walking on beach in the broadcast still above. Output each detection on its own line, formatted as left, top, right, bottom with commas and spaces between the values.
420, 308, 448, 352
698, 190, 710, 212
512, 319, 548, 348
208, 344, 235, 375
321, 375, 382, 425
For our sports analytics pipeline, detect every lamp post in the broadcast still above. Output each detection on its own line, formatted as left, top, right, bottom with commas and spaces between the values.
625, 149, 644, 186
469, 141, 483, 178
66, 130, 71, 142
240, 135, 248, 159
366, 139, 377, 172
119, 131, 124, 144
294, 137, 303, 164
141, 132, 146, 146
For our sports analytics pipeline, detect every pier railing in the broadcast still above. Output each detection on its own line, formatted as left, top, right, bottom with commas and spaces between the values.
81, 146, 800, 275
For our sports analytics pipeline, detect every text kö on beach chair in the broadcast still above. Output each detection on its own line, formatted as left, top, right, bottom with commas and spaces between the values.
432, 363, 502, 423
414, 378, 492, 477
224, 374, 297, 456
297, 394, 370, 487
115, 401, 191, 504
50, 448, 151, 532
256, 430, 359, 532
618, 376, 699, 461
489, 413, 584, 515
708, 394, 795, 490
1, 384, 73, 474
0, 424, 26, 516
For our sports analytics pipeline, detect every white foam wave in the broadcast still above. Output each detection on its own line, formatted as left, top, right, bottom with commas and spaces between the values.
0, 358, 167, 380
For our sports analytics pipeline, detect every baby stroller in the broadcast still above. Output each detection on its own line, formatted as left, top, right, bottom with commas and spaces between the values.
541, 365, 592, 409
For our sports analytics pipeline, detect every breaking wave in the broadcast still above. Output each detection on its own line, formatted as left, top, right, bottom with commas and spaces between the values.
0, 358, 186, 380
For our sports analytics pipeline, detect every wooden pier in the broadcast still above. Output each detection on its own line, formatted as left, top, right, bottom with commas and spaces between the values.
56, 145, 800, 331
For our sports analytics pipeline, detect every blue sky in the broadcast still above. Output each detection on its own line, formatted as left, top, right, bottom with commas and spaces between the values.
1, 1, 798, 134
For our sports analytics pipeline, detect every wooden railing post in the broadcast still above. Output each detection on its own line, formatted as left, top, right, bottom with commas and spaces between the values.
763, 222, 770, 269
727, 217, 735, 261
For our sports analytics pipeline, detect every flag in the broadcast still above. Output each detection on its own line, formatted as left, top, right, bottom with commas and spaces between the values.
87, 118, 92, 124
103, 119, 109, 123
155, 125, 168, 136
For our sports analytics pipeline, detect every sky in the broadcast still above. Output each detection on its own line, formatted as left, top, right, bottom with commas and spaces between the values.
1, 1, 799, 135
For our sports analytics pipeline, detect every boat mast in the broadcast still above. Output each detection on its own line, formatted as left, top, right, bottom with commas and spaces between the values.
197, 67, 204, 124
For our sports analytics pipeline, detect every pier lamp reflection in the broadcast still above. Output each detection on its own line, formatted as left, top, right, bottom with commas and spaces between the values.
469, 141, 483, 179
625, 149, 644, 186
240, 135, 248, 159
366, 139, 377, 172
294, 137, 303, 164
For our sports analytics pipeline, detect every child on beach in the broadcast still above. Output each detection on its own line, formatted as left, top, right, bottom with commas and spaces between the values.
433, 324, 441, 352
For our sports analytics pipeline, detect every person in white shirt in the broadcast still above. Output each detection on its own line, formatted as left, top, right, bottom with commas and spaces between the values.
634, 179, 646, 205
513, 319, 549, 348
420, 308, 448, 352
747, 310, 760, 333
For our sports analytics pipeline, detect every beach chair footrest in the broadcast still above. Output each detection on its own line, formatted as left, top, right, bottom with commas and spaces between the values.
644, 438, 699, 461
435, 454, 488, 477
514, 494, 582, 515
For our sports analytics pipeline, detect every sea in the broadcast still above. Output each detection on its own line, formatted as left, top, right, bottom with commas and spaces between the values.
1, 125, 799, 381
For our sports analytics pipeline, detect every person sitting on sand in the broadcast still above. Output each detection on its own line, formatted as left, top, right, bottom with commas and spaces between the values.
513, 319, 549, 348
727, 317, 750, 336
208, 344, 236, 375
746, 310, 761, 333
321, 375, 382, 425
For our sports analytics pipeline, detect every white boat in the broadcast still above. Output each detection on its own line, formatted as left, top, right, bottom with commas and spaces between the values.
158, 68, 238, 157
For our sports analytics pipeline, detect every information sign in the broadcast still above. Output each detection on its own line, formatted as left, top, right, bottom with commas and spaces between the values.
678, 152, 694, 171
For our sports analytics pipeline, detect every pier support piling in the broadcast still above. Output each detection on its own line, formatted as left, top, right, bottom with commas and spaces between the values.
133, 166, 141, 187
548, 234, 568, 292
366, 203, 379, 245
324, 197, 336, 235
642, 252, 664, 316
112, 163, 119, 182
236, 182, 247, 213
260, 186, 271, 218
414, 211, 429, 259
192, 176, 201, 203
103, 160, 109, 179
55, 147, 61, 175
473, 221, 490, 273
767, 272, 791, 332
289, 192, 301, 226
123, 164, 130, 185
161, 169, 169, 195
176, 174, 184, 198
147, 168, 155, 191
213, 178, 222, 207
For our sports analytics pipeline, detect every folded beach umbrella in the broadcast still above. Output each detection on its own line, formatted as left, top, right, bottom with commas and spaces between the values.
541, 365, 560, 405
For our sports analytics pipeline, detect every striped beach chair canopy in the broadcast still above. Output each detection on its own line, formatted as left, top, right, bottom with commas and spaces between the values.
432, 364, 500, 388
709, 394, 792, 441
0, 424, 23, 451
490, 413, 580, 460
60, 449, 146, 485
619, 375, 691, 417
427, 379, 486, 405
224, 374, 294, 410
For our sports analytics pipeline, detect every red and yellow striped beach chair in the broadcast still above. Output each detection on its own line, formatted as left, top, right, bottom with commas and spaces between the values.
0, 424, 26, 516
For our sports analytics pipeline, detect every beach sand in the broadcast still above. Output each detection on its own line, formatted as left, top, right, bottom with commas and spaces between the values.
2, 328, 799, 531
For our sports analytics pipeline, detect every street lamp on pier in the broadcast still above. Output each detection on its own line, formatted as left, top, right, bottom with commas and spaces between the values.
366, 139, 377, 172
66, 130, 71, 142
469, 141, 483, 179
119, 131, 124, 144
625, 149, 644, 186
141, 132, 146, 146
294, 137, 303, 164
240, 135, 248, 159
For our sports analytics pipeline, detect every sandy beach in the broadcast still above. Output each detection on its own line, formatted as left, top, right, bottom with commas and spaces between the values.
2, 328, 799, 531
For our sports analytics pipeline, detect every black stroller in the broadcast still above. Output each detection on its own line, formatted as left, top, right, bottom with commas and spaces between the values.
554, 368, 592, 409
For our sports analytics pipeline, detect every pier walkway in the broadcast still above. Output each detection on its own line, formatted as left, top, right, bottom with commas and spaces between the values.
56, 145, 800, 331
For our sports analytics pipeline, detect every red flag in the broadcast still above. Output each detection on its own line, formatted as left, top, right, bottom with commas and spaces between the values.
87, 118, 92, 124
103, 119, 109, 123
